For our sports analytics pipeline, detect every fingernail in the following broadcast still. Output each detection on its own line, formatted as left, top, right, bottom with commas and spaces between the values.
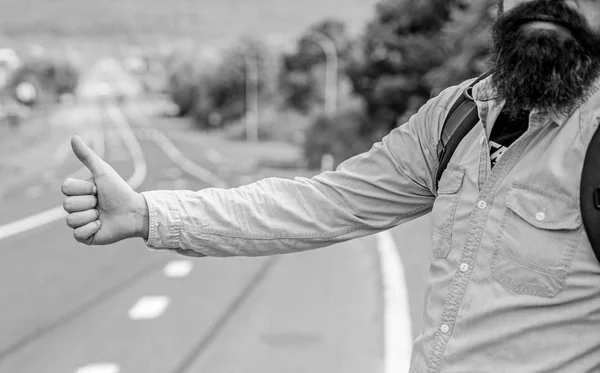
96, 220, 102, 227
92, 185, 97, 194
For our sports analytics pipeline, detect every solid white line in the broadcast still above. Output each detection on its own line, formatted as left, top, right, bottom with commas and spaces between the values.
75, 363, 120, 373
128, 296, 170, 320
163, 260, 193, 278
0, 102, 146, 242
375, 230, 413, 373
0, 206, 67, 241
151, 130, 228, 188
105, 104, 146, 190
128, 107, 228, 188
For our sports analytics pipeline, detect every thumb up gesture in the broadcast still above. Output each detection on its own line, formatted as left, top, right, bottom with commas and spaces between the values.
62, 135, 148, 245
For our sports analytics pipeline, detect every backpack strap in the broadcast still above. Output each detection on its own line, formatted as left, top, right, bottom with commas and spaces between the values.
436, 72, 491, 190
580, 125, 600, 262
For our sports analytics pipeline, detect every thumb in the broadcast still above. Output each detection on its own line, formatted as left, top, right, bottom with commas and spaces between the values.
71, 135, 107, 175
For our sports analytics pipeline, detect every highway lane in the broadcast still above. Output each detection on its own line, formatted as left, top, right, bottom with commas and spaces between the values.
128, 100, 434, 340
0, 100, 412, 372
0, 102, 167, 360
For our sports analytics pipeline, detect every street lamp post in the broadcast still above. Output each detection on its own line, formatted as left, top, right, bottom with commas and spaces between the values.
303, 33, 339, 116
242, 51, 260, 142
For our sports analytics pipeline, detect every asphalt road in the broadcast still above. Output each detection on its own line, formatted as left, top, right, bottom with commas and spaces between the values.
0, 99, 433, 373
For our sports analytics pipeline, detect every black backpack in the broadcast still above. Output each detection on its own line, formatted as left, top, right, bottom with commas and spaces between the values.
436, 75, 600, 261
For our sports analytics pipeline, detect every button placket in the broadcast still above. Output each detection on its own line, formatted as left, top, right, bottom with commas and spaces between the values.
427, 114, 536, 373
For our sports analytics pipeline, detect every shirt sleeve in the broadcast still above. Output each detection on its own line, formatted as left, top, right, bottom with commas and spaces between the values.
141, 82, 466, 257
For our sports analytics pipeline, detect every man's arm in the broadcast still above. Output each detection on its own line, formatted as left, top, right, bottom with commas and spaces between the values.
62, 83, 465, 256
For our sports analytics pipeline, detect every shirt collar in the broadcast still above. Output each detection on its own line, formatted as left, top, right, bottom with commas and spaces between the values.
470, 74, 600, 126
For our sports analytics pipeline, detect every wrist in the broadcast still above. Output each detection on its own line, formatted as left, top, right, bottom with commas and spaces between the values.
133, 192, 150, 240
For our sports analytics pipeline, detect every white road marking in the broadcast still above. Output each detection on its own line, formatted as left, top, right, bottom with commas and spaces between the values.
152, 130, 228, 188
375, 230, 413, 373
0, 206, 66, 242
0, 102, 146, 242
127, 108, 228, 189
128, 296, 170, 320
105, 104, 147, 190
75, 363, 120, 373
163, 260, 193, 278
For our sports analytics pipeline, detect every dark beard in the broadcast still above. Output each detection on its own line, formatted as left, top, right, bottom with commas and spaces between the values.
490, 0, 600, 119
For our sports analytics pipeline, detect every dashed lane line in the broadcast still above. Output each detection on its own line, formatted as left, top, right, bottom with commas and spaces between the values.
125, 107, 228, 189
128, 296, 171, 320
164, 260, 193, 278
74, 363, 120, 373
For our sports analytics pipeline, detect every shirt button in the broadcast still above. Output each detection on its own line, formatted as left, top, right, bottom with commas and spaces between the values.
536, 212, 546, 221
477, 200, 487, 209
440, 324, 450, 334
459, 263, 469, 272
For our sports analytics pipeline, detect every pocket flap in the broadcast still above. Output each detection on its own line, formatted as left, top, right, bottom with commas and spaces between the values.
506, 184, 582, 230
437, 165, 465, 195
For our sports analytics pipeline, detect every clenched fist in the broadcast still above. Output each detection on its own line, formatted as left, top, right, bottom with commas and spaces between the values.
62, 135, 149, 245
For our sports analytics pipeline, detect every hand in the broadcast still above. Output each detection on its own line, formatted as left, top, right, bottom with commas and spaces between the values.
62, 135, 149, 245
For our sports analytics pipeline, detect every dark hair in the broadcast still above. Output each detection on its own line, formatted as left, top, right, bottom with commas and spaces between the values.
497, 1, 504, 15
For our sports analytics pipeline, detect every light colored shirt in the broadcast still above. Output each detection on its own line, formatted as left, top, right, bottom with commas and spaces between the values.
141, 76, 600, 373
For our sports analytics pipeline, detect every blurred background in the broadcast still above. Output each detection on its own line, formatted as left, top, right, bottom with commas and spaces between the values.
0, 1, 497, 372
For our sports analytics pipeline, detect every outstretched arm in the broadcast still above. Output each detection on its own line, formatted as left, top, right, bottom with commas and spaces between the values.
62, 84, 462, 257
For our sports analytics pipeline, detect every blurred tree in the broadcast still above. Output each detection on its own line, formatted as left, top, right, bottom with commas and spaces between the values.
189, 38, 281, 130
304, 0, 499, 168
7, 56, 80, 107
303, 107, 374, 169
163, 38, 281, 131
280, 18, 354, 113
346, 0, 498, 134
425, 0, 498, 94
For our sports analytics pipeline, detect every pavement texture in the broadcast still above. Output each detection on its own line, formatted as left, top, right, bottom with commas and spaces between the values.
0, 98, 432, 373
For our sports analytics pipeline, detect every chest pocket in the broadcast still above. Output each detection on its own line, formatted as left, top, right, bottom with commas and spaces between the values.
431, 165, 466, 258
491, 183, 583, 298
